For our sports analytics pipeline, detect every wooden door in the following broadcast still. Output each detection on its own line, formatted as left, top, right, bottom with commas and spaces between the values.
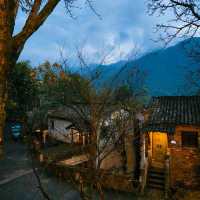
152, 132, 168, 168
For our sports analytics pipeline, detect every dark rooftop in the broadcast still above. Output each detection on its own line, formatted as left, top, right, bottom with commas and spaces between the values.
143, 96, 200, 133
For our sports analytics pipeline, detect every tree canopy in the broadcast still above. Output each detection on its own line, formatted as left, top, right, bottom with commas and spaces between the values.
6, 61, 38, 122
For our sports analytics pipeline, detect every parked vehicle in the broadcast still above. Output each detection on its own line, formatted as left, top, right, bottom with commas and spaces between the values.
11, 123, 22, 141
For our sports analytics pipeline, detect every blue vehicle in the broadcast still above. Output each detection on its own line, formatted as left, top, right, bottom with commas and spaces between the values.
11, 123, 22, 141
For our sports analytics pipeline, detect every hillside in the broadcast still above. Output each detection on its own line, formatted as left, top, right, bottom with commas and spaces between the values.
93, 38, 200, 96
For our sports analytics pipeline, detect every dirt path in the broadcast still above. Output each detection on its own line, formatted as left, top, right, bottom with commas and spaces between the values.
0, 169, 33, 186
0, 141, 81, 200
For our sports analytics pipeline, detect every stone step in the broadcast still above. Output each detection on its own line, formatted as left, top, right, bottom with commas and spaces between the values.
148, 178, 165, 185
147, 167, 165, 191
148, 173, 165, 180
148, 168, 165, 175
148, 182, 165, 190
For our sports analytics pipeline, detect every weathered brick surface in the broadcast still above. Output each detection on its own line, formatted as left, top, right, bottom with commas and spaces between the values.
170, 148, 200, 189
169, 125, 200, 189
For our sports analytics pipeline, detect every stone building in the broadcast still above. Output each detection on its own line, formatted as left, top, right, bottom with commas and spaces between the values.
141, 96, 200, 191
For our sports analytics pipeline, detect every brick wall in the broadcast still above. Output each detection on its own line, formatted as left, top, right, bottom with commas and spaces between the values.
169, 125, 200, 189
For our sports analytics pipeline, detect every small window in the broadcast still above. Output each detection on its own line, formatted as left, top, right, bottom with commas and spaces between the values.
181, 131, 198, 148
50, 120, 54, 130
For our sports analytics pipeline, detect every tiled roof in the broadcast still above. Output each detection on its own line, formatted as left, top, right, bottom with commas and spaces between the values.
143, 96, 200, 133
48, 106, 91, 133
48, 106, 90, 120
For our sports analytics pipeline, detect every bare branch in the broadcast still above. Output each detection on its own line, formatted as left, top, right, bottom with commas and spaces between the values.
14, 0, 60, 49
148, 0, 200, 44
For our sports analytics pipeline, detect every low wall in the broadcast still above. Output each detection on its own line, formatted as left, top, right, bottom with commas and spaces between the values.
46, 162, 139, 193
101, 172, 138, 192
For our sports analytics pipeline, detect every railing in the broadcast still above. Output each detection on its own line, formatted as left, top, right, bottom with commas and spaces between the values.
165, 149, 170, 198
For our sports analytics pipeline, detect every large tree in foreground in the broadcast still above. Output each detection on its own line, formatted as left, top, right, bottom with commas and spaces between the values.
0, 0, 95, 154
148, 0, 200, 44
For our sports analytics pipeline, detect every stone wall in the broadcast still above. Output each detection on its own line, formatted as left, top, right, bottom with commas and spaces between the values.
48, 161, 138, 193
169, 125, 200, 189
100, 134, 137, 173
101, 172, 138, 192
100, 150, 123, 170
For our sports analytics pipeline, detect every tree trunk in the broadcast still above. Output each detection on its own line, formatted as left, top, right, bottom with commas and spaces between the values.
0, 70, 8, 158
96, 182, 104, 200
0, 1, 17, 158
0, 0, 62, 158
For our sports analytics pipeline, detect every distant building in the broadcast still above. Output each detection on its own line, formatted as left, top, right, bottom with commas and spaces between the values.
48, 107, 90, 145
47, 107, 141, 174
141, 96, 200, 191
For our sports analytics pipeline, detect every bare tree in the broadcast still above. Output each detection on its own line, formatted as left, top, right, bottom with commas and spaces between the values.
54, 93, 140, 199
147, 0, 200, 44
0, 0, 98, 156
30, 53, 145, 199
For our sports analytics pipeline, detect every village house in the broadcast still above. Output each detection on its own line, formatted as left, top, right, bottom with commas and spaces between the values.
47, 107, 141, 173
140, 96, 200, 192
43, 106, 142, 192
47, 107, 91, 145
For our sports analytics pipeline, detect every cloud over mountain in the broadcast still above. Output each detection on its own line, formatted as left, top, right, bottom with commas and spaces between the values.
16, 0, 167, 65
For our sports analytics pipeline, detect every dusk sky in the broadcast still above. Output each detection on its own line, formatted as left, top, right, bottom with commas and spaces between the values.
15, 0, 170, 66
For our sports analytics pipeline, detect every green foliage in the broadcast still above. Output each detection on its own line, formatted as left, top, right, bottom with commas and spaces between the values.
6, 60, 147, 132
113, 84, 147, 113
6, 61, 38, 121
36, 61, 93, 107
114, 85, 132, 102
27, 61, 94, 131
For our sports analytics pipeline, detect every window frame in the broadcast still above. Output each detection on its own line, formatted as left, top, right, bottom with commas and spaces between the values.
181, 131, 198, 148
